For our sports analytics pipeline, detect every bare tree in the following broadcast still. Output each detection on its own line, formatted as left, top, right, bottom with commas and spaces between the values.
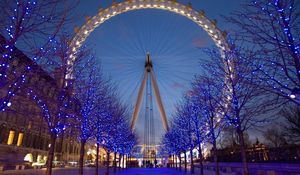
219, 126, 251, 150
281, 104, 300, 143
263, 126, 287, 147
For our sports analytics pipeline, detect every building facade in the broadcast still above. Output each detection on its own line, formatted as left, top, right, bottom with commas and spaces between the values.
0, 35, 81, 169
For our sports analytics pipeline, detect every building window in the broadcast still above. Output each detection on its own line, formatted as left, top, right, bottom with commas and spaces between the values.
17, 132, 24, 146
7, 130, 15, 145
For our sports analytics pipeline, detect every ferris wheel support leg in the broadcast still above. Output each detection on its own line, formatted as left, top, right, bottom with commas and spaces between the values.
131, 69, 147, 130
149, 68, 169, 131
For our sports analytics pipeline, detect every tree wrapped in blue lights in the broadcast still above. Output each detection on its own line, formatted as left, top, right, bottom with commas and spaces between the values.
92, 83, 137, 175
173, 99, 197, 173
72, 53, 105, 175
102, 100, 127, 175
227, 0, 300, 103
162, 76, 224, 174
184, 94, 207, 175
190, 75, 224, 175
0, 0, 76, 111
0, 3, 80, 173
93, 81, 116, 175
39, 34, 89, 175
162, 104, 195, 172
162, 126, 184, 170
111, 114, 136, 172
198, 46, 276, 175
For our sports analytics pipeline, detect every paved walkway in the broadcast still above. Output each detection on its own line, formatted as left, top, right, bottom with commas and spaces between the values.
116, 168, 236, 175
0, 167, 237, 175
117, 168, 185, 175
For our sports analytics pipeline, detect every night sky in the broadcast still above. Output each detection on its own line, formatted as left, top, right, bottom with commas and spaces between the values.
72, 0, 244, 144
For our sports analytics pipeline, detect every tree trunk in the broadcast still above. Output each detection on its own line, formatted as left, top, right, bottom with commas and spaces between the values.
46, 133, 57, 175
190, 148, 194, 174
179, 153, 182, 171
172, 155, 174, 168
105, 150, 110, 175
122, 154, 125, 169
128, 155, 130, 168
237, 129, 249, 175
79, 139, 86, 175
184, 151, 187, 172
175, 155, 178, 169
118, 154, 121, 171
113, 152, 117, 173
198, 143, 204, 175
95, 143, 99, 175
125, 154, 128, 168
212, 137, 220, 175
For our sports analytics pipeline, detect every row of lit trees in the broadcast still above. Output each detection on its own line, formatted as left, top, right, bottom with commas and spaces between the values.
0, 1, 137, 175
73, 53, 137, 175
162, 0, 299, 175
35, 31, 137, 175
162, 46, 279, 175
34, 35, 137, 175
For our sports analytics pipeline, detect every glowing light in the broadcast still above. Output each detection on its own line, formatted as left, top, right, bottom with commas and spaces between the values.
24, 154, 33, 162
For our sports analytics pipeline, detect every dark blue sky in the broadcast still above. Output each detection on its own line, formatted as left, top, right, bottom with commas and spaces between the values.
73, 0, 245, 143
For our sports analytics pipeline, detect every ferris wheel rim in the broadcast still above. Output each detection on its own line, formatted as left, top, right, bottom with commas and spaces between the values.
66, 0, 230, 80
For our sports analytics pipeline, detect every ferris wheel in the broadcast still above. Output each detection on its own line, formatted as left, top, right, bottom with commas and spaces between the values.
67, 0, 231, 152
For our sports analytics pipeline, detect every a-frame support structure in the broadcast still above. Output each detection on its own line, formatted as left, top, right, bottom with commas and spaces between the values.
130, 53, 169, 131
